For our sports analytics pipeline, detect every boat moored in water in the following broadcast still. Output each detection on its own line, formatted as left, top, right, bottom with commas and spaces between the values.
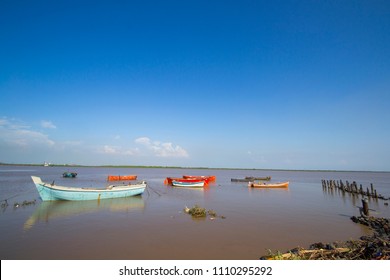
31, 176, 146, 201
171, 180, 205, 188
164, 177, 208, 185
248, 181, 289, 188
231, 176, 271, 182
107, 175, 137, 181
182, 175, 216, 182
63, 172, 77, 178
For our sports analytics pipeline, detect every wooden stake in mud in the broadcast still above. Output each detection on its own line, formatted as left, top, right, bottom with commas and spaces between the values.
362, 198, 369, 216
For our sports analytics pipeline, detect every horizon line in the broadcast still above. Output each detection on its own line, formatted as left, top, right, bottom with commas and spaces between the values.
0, 162, 388, 173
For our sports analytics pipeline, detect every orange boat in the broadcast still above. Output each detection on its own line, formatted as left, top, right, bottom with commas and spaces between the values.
107, 175, 137, 181
182, 175, 216, 182
248, 181, 289, 188
164, 177, 208, 186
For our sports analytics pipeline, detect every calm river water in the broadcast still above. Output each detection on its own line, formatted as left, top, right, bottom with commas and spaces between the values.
1, 166, 389, 260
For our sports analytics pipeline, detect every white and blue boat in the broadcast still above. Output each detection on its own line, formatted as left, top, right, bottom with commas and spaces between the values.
31, 176, 147, 201
171, 180, 205, 188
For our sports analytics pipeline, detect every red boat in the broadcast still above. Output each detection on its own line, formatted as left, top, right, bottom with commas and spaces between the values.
107, 175, 137, 181
182, 175, 216, 183
164, 177, 209, 186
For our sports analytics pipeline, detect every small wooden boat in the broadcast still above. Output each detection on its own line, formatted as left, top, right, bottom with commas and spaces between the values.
171, 180, 205, 188
246, 176, 271, 181
164, 177, 209, 185
32, 176, 146, 201
182, 175, 216, 182
63, 172, 77, 178
107, 175, 137, 181
248, 181, 289, 188
231, 176, 271, 182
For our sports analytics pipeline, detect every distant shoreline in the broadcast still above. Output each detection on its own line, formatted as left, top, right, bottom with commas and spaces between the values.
0, 162, 388, 173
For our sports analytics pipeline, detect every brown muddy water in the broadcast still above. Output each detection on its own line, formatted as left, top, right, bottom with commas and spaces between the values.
1, 166, 389, 260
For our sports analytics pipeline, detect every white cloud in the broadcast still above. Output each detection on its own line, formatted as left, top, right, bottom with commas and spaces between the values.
135, 137, 151, 145
103, 145, 117, 154
124, 148, 139, 155
15, 129, 55, 147
0, 118, 55, 147
41, 120, 56, 129
98, 145, 138, 156
0, 118, 9, 126
0, 117, 189, 164
135, 136, 189, 158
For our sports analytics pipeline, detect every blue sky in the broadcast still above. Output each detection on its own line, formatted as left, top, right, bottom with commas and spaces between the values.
1, 0, 389, 171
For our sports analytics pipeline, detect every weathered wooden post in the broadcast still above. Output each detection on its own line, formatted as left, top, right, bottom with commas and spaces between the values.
362, 198, 369, 216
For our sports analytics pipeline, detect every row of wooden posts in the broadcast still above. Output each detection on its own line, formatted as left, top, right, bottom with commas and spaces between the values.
322, 179, 390, 216
321, 179, 389, 200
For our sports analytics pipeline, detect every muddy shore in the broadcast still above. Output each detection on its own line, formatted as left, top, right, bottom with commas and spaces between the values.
262, 215, 390, 260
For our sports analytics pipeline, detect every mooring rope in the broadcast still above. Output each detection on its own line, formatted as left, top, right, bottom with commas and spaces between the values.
145, 185, 162, 197
0, 188, 37, 203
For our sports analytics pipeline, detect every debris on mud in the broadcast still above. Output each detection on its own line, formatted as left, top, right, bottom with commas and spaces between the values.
13, 200, 37, 209
261, 215, 390, 260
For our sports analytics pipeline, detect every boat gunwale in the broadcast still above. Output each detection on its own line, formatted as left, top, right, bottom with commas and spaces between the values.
38, 182, 146, 193
171, 180, 205, 187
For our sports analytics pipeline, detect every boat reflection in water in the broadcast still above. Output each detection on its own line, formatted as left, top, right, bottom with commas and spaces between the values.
24, 196, 145, 231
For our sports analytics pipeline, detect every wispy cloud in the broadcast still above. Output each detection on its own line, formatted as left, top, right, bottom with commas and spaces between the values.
103, 145, 117, 154
135, 136, 189, 158
99, 136, 189, 158
0, 117, 55, 147
0, 118, 8, 126
0, 117, 189, 165
98, 145, 139, 156
135, 137, 151, 145
41, 120, 57, 129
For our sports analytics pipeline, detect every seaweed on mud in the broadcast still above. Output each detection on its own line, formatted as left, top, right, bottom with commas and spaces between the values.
184, 205, 225, 219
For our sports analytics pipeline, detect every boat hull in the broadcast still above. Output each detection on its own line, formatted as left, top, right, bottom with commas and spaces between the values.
32, 176, 146, 201
63, 172, 77, 178
164, 177, 207, 185
231, 176, 271, 182
171, 180, 205, 188
249, 181, 289, 188
183, 175, 216, 182
107, 175, 137, 181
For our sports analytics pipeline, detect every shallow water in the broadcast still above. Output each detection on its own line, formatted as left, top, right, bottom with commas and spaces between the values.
1, 166, 389, 259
